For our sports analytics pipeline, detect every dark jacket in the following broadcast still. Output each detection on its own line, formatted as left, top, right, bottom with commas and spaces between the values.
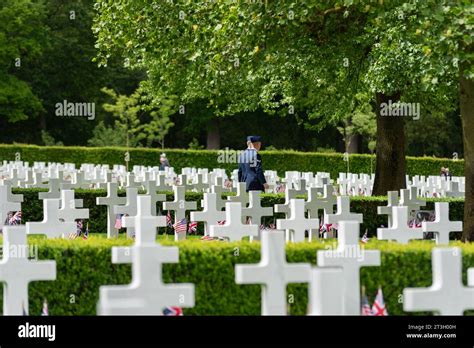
238, 148, 266, 191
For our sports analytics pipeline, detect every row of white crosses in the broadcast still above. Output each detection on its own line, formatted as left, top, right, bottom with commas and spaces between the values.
98, 195, 194, 315
235, 221, 380, 315
377, 187, 463, 245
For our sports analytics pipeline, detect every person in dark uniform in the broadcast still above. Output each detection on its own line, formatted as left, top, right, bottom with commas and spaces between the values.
238, 135, 269, 192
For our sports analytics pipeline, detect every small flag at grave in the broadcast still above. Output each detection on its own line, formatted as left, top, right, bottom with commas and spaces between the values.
8, 211, 22, 225
361, 230, 369, 244
361, 295, 373, 316
41, 299, 49, 316
372, 288, 388, 316
114, 214, 123, 229
163, 306, 183, 316
173, 218, 187, 234
83, 222, 89, 240
217, 220, 226, 225
188, 221, 198, 233
166, 211, 172, 227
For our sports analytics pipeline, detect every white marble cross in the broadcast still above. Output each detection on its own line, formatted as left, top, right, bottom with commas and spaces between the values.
324, 196, 363, 225
317, 221, 380, 314
377, 206, 424, 244
190, 193, 225, 237
60, 171, 90, 190
26, 199, 76, 238
242, 191, 273, 240
377, 191, 399, 228
274, 186, 299, 218
422, 202, 462, 245
143, 180, 167, 216
307, 267, 344, 315
114, 188, 138, 238
156, 173, 172, 192
235, 229, 311, 315
97, 213, 194, 315
38, 178, 61, 200
163, 185, 197, 241
227, 182, 249, 206
97, 182, 126, 238
210, 202, 258, 241
0, 226, 56, 315
58, 190, 89, 222
403, 247, 474, 315
208, 184, 226, 211
305, 185, 336, 219
276, 199, 318, 242
122, 195, 167, 244
400, 187, 426, 213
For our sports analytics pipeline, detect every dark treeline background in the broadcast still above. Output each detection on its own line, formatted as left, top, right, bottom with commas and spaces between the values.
0, 0, 463, 157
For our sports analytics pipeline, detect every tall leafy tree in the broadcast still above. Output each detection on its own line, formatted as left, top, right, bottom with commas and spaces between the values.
0, 0, 47, 123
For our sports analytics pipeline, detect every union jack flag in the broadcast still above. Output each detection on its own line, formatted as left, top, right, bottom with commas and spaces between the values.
188, 221, 198, 233
361, 294, 373, 316
372, 288, 388, 316
8, 211, 21, 225
173, 218, 187, 233
163, 306, 183, 316
361, 231, 369, 244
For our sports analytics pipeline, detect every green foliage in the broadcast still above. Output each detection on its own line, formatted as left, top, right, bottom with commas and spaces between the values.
101, 87, 144, 147
16, 237, 474, 316
41, 130, 64, 147
13, 187, 464, 240
0, 0, 47, 122
87, 121, 128, 147
188, 138, 204, 150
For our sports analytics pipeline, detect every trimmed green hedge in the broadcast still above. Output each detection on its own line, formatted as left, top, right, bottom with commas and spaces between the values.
15, 189, 464, 238
15, 238, 474, 316
0, 144, 464, 178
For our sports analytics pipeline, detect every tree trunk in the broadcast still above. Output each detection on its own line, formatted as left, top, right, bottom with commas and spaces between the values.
460, 69, 474, 241
372, 92, 406, 196
206, 118, 220, 149
347, 134, 360, 154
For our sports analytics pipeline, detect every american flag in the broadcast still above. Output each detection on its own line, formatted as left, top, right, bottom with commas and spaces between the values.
163, 306, 183, 316
114, 214, 123, 229
83, 222, 89, 240
69, 219, 83, 239
41, 299, 49, 316
372, 288, 388, 316
166, 211, 173, 227
188, 221, 198, 233
217, 220, 226, 225
361, 230, 369, 244
268, 222, 276, 230
361, 294, 373, 316
173, 218, 187, 233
